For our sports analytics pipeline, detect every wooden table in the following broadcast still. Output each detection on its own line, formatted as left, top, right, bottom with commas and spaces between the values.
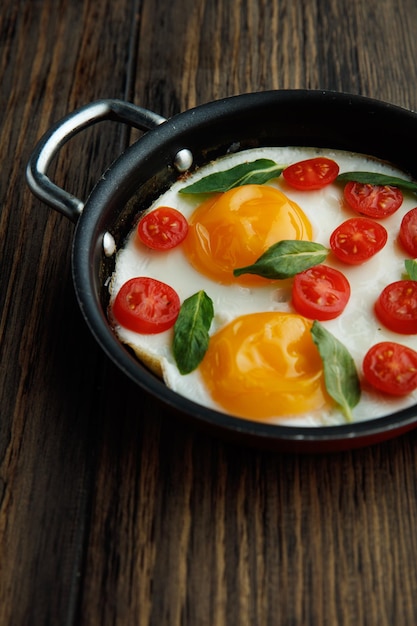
2, 0, 417, 623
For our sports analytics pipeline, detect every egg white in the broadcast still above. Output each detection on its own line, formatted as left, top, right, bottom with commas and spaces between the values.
109, 147, 417, 427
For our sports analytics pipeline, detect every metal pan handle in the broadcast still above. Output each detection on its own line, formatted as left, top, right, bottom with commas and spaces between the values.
26, 99, 166, 222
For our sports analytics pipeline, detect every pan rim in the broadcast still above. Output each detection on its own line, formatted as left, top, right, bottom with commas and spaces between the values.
71, 89, 417, 451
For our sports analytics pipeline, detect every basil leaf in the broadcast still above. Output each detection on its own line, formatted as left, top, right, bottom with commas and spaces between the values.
311, 321, 361, 423
173, 290, 214, 375
337, 171, 417, 192
233, 240, 329, 280
179, 159, 284, 194
405, 259, 417, 281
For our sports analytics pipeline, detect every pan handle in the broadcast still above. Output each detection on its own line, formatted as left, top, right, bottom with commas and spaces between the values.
25, 99, 166, 222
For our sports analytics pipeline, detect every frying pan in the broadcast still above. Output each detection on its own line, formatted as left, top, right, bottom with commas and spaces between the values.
26, 90, 417, 452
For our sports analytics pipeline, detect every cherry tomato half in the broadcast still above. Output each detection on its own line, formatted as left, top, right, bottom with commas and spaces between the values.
363, 341, 417, 396
329, 217, 388, 265
112, 277, 180, 334
399, 207, 417, 257
375, 280, 417, 334
137, 206, 189, 250
343, 181, 403, 218
292, 264, 351, 321
282, 157, 340, 191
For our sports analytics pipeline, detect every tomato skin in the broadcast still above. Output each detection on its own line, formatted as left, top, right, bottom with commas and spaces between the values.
375, 280, 417, 334
292, 264, 351, 321
282, 157, 339, 191
330, 217, 388, 265
137, 206, 189, 250
343, 181, 403, 218
399, 207, 417, 257
112, 277, 180, 334
363, 342, 417, 396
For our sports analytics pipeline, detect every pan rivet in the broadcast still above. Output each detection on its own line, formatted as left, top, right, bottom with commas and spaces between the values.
103, 232, 116, 257
174, 148, 193, 172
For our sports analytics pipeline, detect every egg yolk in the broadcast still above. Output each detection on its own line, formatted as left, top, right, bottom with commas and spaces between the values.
182, 184, 313, 285
199, 312, 332, 420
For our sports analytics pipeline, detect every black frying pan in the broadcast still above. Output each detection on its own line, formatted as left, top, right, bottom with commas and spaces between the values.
26, 90, 417, 452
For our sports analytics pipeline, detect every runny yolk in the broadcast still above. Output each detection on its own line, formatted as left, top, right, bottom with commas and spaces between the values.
199, 312, 333, 420
182, 184, 313, 286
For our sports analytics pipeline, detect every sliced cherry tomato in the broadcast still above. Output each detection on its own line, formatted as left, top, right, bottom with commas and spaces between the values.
329, 217, 388, 265
363, 341, 417, 396
282, 157, 339, 191
292, 264, 350, 320
112, 277, 180, 334
137, 206, 189, 250
343, 181, 403, 218
375, 280, 417, 334
399, 207, 417, 257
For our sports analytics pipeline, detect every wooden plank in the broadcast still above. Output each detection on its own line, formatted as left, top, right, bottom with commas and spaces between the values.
0, 1, 141, 624
2, 0, 417, 624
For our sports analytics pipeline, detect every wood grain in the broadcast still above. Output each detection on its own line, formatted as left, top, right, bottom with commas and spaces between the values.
2, 0, 417, 624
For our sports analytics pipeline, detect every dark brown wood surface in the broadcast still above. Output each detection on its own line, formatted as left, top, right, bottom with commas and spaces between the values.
2, 0, 417, 624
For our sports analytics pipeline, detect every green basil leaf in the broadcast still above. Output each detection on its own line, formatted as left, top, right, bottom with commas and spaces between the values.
179, 159, 284, 194
337, 171, 417, 192
233, 240, 329, 280
405, 258, 417, 281
173, 290, 214, 375
311, 321, 361, 423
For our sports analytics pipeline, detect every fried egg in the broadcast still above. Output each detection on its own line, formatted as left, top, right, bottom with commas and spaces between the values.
109, 146, 417, 427
182, 184, 312, 286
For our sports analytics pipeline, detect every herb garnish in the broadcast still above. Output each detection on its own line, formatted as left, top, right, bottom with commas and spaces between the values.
233, 240, 329, 280
311, 321, 361, 423
179, 159, 284, 194
173, 290, 214, 375
337, 171, 417, 192
405, 258, 417, 281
